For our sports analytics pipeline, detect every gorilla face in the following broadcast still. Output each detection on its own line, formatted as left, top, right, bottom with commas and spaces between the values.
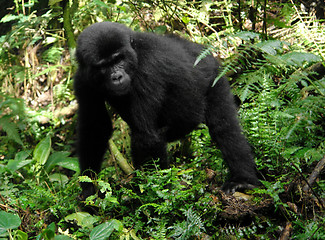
76, 22, 138, 96
95, 51, 134, 96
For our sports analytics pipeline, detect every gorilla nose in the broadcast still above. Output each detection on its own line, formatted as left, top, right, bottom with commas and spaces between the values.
111, 72, 123, 83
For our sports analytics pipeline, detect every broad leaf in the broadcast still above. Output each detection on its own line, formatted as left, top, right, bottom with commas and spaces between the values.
33, 136, 51, 166
90, 220, 123, 240
0, 211, 21, 234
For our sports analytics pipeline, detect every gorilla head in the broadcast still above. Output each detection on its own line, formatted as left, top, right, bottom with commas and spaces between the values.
76, 22, 138, 96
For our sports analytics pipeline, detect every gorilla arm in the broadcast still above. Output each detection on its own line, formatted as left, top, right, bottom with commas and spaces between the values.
74, 71, 113, 198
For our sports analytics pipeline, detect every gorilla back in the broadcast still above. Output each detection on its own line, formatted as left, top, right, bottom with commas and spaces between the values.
74, 22, 260, 198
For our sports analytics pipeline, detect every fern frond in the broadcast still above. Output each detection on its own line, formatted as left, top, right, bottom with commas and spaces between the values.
169, 208, 205, 239
285, 6, 325, 61
0, 116, 23, 145
213, 63, 237, 87
194, 46, 213, 66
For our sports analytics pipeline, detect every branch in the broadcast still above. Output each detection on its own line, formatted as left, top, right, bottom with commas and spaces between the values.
62, 0, 77, 49
303, 155, 325, 193
109, 139, 134, 175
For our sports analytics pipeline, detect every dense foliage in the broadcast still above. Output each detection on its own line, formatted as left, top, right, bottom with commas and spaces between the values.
0, 0, 324, 239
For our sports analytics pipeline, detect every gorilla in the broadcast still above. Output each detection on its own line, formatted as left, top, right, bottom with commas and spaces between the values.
74, 22, 260, 198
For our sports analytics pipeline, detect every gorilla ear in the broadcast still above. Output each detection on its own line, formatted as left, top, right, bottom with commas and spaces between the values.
130, 35, 135, 49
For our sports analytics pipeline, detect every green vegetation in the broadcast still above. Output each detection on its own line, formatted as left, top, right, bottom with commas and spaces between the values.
0, 0, 324, 239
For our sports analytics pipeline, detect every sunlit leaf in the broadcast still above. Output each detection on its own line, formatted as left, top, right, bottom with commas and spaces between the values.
65, 212, 99, 229
90, 220, 123, 240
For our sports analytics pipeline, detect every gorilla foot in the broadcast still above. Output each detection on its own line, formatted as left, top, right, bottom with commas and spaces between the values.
222, 179, 262, 194
80, 182, 105, 200
80, 186, 96, 201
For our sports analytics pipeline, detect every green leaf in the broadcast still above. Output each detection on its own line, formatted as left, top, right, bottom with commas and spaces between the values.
44, 152, 79, 173
15, 150, 31, 161
6, 150, 32, 172
0, 211, 21, 234
116, 5, 127, 12
47, 222, 56, 232
14, 230, 28, 240
0, 14, 21, 23
36, 222, 57, 240
54, 236, 74, 240
65, 212, 99, 229
153, 25, 167, 34
49, 0, 63, 6
256, 40, 288, 55
49, 173, 69, 185
93, 0, 109, 9
57, 157, 79, 172
33, 136, 51, 166
182, 16, 190, 24
90, 220, 123, 240
7, 159, 33, 172
233, 31, 260, 41
280, 52, 321, 67
79, 175, 93, 183
194, 47, 212, 67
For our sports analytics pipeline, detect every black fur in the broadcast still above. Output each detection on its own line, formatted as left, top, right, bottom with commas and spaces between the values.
74, 22, 260, 198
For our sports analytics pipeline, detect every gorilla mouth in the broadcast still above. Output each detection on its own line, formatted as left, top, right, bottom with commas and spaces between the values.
112, 79, 123, 86
107, 79, 130, 96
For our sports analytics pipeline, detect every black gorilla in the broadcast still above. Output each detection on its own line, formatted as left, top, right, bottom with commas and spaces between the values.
74, 22, 260, 198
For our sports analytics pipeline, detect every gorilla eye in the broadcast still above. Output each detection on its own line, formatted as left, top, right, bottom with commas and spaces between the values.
111, 53, 120, 59
93, 59, 108, 68
110, 52, 124, 64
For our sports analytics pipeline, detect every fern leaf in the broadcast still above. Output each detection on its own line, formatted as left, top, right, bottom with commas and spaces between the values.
0, 116, 23, 145
194, 46, 213, 66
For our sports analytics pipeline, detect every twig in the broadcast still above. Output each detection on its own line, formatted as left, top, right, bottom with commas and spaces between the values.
303, 155, 325, 192
291, 162, 325, 208
0, 193, 7, 206
279, 222, 292, 240
0, 203, 17, 212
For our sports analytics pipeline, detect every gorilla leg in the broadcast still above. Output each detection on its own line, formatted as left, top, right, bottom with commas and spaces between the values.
206, 77, 260, 193
131, 131, 169, 169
